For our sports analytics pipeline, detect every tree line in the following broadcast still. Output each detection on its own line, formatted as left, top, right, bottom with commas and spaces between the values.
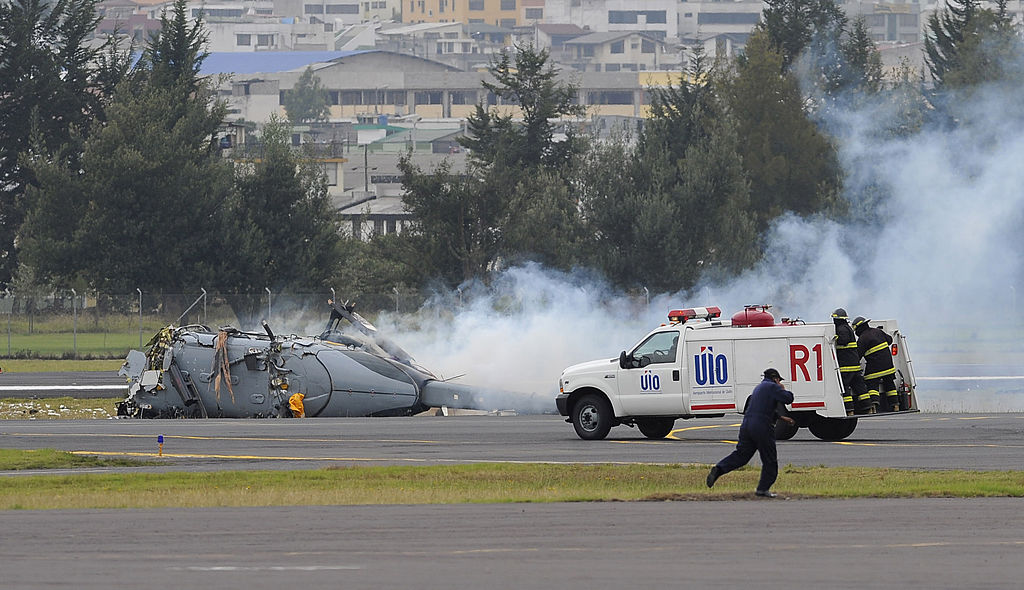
1, 0, 1020, 309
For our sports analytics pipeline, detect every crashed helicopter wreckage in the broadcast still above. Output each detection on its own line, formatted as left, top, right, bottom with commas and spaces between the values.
118, 299, 524, 418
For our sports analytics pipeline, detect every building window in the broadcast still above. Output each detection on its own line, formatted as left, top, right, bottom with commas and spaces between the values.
450, 90, 476, 104
236, 34, 251, 46
605, 63, 621, 72
414, 91, 443, 104
587, 90, 632, 104
326, 4, 360, 13
324, 162, 338, 186
608, 10, 636, 24
499, 18, 516, 28
341, 91, 363, 105
610, 40, 624, 54
500, 0, 515, 9
698, 13, 760, 24
304, 4, 324, 13
645, 11, 666, 24
608, 10, 666, 24
641, 39, 655, 54
583, 45, 594, 57
525, 7, 542, 19
257, 34, 273, 46
469, 0, 483, 9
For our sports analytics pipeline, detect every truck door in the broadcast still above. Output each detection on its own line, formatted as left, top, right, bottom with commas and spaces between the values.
617, 330, 684, 415
685, 340, 737, 414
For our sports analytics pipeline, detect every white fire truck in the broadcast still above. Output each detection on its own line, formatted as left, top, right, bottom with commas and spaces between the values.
555, 305, 918, 441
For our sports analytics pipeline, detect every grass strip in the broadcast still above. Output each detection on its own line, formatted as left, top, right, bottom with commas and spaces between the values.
0, 449, 150, 471
0, 359, 123, 372
0, 462, 1022, 510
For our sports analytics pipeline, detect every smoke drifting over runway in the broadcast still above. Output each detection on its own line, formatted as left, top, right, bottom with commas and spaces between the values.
380, 72, 1024, 413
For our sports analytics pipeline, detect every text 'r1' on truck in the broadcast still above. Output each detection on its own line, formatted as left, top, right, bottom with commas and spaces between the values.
555, 305, 918, 441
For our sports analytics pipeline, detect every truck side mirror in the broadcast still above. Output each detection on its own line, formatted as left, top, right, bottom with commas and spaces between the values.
619, 351, 628, 369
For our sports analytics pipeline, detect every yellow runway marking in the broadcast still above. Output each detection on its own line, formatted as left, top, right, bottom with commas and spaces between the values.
68, 451, 668, 466
73, 450, 427, 462
6, 432, 441, 444
667, 423, 741, 440
836, 441, 1024, 448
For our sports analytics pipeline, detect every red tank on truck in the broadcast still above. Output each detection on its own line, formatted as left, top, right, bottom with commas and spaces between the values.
555, 305, 918, 441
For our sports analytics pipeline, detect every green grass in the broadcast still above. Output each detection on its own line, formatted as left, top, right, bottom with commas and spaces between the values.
0, 359, 123, 372
0, 460, 1021, 510
0, 332, 139, 358
0, 448, 147, 470
0, 397, 118, 419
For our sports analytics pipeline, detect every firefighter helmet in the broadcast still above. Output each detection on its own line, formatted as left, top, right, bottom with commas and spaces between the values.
852, 316, 869, 332
831, 308, 848, 320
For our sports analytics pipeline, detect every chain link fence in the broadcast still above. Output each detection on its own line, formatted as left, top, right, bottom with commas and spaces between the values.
0, 289, 426, 359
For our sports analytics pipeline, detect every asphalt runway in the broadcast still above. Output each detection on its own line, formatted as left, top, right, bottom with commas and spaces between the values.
2, 414, 1024, 588
0, 371, 126, 398
1, 499, 1021, 590
2, 412, 1024, 472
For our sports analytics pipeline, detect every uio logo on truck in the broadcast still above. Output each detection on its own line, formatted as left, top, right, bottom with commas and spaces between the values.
694, 346, 728, 385
640, 370, 661, 391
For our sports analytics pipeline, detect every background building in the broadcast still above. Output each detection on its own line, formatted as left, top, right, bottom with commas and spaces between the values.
403, 0, 523, 28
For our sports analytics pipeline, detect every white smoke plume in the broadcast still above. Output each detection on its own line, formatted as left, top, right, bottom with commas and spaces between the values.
373, 75, 1024, 413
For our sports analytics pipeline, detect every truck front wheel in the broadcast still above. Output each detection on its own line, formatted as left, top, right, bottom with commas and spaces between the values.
808, 417, 857, 441
572, 393, 613, 440
636, 418, 675, 439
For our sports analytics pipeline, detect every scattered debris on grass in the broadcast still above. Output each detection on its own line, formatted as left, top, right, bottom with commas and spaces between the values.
0, 398, 115, 420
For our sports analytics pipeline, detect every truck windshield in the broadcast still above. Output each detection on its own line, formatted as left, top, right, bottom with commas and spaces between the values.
632, 331, 679, 365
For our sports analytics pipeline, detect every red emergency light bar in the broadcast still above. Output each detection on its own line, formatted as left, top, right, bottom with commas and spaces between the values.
668, 306, 722, 324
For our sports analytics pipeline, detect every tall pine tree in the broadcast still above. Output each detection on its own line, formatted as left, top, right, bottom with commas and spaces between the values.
0, 0, 124, 286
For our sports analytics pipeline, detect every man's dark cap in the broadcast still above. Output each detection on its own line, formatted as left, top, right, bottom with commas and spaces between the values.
763, 368, 783, 381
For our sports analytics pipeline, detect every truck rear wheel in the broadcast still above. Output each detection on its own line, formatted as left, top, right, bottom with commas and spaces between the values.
808, 417, 857, 441
572, 393, 613, 440
636, 418, 675, 439
775, 419, 799, 440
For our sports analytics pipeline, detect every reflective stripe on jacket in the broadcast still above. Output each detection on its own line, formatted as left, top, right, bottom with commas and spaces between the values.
857, 326, 894, 380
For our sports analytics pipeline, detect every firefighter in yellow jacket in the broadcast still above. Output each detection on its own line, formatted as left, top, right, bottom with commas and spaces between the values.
853, 317, 899, 412
832, 309, 873, 415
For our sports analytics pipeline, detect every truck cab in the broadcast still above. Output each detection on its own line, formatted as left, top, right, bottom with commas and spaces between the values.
556, 305, 918, 441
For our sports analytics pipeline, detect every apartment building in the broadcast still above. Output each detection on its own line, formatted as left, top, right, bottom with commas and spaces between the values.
560, 31, 670, 72
544, 0, 678, 40
403, 0, 522, 28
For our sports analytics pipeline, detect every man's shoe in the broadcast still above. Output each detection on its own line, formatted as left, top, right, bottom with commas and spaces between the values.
706, 466, 721, 488
755, 490, 777, 498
